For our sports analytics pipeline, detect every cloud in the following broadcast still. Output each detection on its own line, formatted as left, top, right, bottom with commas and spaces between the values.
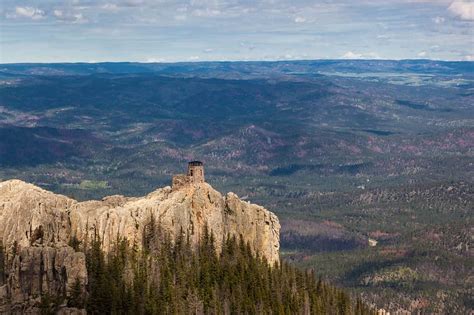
53, 10, 88, 24
1, 0, 472, 62
341, 51, 380, 59
448, 0, 474, 21
101, 3, 120, 12
294, 16, 306, 23
192, 8, 221, 17
53, 10, 63, 18
146, 57, 166, 63
432, 16, 445, 23
6, 5, 89, 24
10, 6, 45, 20
341, 51, 362, 59
417, 51, 428, 57
260, 53, 309, 61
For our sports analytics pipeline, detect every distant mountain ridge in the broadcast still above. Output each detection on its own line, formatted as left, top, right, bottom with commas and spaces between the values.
1, 60, 473, 78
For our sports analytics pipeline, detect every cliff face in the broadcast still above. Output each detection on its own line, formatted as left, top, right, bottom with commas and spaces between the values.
0, 179, 280, 313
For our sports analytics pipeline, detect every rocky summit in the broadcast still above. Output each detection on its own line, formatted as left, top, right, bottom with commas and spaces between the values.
0, 176, 280, 313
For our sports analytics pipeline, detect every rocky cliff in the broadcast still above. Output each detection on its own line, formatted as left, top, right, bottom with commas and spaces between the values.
0, 179, 280, 313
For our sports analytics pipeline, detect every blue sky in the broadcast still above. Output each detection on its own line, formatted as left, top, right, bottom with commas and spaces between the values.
0, 0, 473, 63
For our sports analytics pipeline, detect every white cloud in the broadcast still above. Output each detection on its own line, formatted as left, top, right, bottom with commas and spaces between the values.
73, 13, 88, 23
146, 57, 166, 63
53, 10, 63, 18
12, 6, 45, 20
192, 8, 221, 17
448, 0, 474, 21
1, 0, 472, 62
294, 16, 306, 23
417, 51, 427, 57
52, 9, 88, 24
261, 53, 309, 61
432, 16, 445, 23
341, 51, 380, 59
342, 51, 361, 59
188, 56, 200, 61
101, 3, 119, 12
465, 55, 474, 61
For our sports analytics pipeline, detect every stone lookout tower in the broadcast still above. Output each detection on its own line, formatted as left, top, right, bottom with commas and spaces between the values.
187, 161, 205, 183
172, 161, 205, 189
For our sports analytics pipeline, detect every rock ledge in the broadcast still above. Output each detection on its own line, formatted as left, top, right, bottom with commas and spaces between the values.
0, 179, 280, 313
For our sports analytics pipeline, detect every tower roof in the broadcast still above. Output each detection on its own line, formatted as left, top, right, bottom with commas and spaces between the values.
188, 160, 203, 166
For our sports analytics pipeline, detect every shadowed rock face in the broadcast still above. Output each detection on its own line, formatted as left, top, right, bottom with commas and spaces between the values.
0, 179, 280, 313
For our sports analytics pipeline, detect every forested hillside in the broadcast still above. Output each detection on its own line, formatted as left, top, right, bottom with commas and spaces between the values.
0, 60, 472, 312
1, 228, 374, 314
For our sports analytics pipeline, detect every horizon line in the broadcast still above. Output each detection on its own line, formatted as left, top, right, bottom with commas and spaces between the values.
1, 58, 473, 65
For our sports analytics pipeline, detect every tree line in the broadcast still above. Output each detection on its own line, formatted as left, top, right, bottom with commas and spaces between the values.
68, 221, 375, 314
0, 222, 376, 314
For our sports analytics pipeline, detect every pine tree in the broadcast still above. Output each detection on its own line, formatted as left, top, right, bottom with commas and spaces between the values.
86, 231, 112, 314
39, 293, 56, 315
68, 235, 81, 252
67, 277, 84, 308
71, 224, 375, 314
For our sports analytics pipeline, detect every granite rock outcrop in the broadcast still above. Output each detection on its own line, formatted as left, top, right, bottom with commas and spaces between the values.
0, 178, 280, 313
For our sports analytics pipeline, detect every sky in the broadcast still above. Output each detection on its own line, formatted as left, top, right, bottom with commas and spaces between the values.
0, 0, 473, 63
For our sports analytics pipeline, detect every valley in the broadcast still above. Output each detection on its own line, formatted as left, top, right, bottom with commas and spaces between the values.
0, 60, 472, 313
